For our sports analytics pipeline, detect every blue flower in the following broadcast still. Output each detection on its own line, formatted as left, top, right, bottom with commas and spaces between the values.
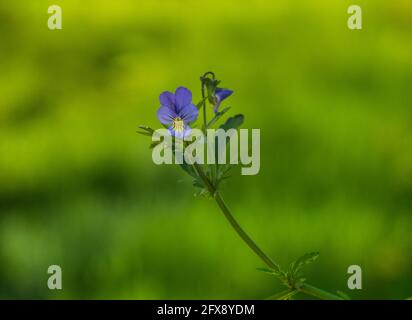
157, 87, 198, 139
212, 88, 233, 113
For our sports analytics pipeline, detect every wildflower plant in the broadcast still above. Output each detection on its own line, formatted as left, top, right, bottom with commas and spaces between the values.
138, 72, 347, 300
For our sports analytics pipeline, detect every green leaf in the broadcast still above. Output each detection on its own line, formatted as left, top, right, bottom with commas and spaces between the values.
192, 174, 212, 197
216, 164, 232, 181
256, 263, 283, 277
265, 289, 299, 300
285, 252, 320, 288
137, 125, 154, 135
149, 140, 163, 149
194, 187, 210, 197
207, 106, 231, 128
336, 291, 351, 300
290, 252, 319, 276
196, 97, 207, 110
219, 114, 244, 131
177, 152, 199, 179
256, 267, 276, 274
179, 163, 198, 179
137, 131, 152, 136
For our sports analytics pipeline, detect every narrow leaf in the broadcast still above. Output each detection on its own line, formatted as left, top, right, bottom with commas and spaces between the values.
256, 263, 283, 277
137, 131, 153, 137
196, 97, 207, 110
207, 106, 231, 128
149, 140, 163, 149
179, 160, 198, 179
138, 125, 155, 134
256, 267, 276, 274
219, 114, 244, 131
291, 252, 319, 275
265, 289, 298, 300
336, 291, 351, 300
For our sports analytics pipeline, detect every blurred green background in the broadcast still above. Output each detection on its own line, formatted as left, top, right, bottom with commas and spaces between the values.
0, 0, 411, 299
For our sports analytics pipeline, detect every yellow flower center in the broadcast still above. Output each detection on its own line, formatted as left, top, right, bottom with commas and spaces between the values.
172, 117, 184, 133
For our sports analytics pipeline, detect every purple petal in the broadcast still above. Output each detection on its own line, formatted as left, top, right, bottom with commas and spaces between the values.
174, 87, 192, 111
157, 106, 176, 125
215, 88, 233, 103
179, 103, 198, 123
168, 125, 191, 139
159, 91, 175, 109
167, 126, 175, 137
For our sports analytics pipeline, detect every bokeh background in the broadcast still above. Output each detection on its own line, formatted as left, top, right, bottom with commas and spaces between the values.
0, 0, 411, 299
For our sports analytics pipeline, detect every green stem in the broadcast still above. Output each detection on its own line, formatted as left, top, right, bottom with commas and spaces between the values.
200, 71, 216, 132
215, 190, 278, 269
299, 283, 343, 300
201, 78, 207, 132
192, 163, 343, 300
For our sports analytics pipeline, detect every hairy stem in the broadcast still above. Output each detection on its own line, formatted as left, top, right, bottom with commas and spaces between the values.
192, 162, 343, 300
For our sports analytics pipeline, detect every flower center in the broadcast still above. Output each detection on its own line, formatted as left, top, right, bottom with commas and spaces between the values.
172, 117, 184, 133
